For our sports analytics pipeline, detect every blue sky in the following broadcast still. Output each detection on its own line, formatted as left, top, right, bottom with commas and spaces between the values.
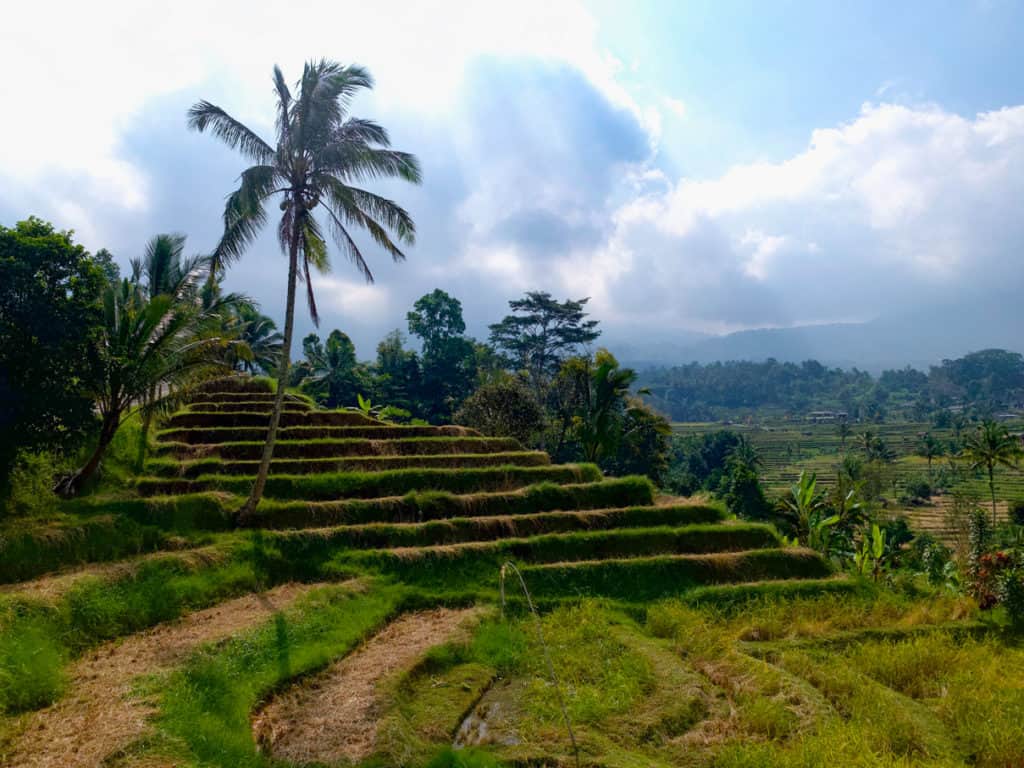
2, 0, 1023, 358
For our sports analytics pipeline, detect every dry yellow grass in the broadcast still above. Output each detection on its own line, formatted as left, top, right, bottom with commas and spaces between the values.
6, 582, 321, 768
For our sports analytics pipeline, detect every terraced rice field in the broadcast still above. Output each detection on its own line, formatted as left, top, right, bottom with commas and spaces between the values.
673, 420, 1024, 545
0, 375, 848, 767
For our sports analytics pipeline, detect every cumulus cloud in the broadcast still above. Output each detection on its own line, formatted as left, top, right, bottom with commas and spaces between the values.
3, 4, 1024, 357
576, 102, 1024, 332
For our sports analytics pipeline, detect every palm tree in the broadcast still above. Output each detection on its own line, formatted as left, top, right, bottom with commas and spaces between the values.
576, 350, 639, 463
130, 234, 218, 465
836, 419, 852, 451
55, 272, 230, 496
230, 302, 283, 375
189, 60, 421, 515
962, 420, 1022, 526
917, 432, 944, 475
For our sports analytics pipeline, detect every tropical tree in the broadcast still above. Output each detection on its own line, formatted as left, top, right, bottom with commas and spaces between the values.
55, 272, 230, 495
836, 418, 852, 451
298, 329, 367, 408
129, 234, 221, 463
489, 292, 601, 397
775, 471, 839, 552
230, 302, 283, 375
573, 350, 641, 463
962, 420, 1022, 526
0, 218, 107, 481
189, 60, 421, 515
917, 432, 945, 475
407, 289, 477, 421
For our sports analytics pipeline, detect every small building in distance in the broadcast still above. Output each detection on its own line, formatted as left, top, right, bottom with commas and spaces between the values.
806, 410, 848, 423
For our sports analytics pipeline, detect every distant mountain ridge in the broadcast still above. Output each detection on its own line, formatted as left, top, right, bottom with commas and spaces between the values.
621, 301, 1024, 373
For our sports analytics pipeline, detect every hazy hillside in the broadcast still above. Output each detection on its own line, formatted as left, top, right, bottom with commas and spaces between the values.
631, 299, 1024, 372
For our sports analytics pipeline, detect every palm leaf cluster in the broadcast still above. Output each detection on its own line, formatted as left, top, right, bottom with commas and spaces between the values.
189, 60, 421, 513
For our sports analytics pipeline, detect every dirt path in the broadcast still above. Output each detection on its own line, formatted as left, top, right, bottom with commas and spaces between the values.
6, 582, 322, 768
252, 606, 483, 765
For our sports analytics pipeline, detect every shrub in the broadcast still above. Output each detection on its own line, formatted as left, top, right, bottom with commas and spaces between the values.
0, 615, 66, 713
455, 377, 545, 445
899, 475, 932, 504
3, 450, 63, 519
996, 563, 1024, 628
1009, 500, 1024, 527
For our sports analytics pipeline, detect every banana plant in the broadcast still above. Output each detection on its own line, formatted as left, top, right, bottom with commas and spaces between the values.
854, 524, 888, 582
776, 471, 839, 553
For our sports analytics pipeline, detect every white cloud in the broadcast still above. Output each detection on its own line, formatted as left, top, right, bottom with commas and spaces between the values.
662, 96, 687, 119
0, 0, 641, 230
560, 101, 1024, 331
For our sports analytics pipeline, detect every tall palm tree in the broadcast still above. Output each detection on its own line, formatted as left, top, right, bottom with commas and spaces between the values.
189, 60, 421, 516
962, 420, 1022, 526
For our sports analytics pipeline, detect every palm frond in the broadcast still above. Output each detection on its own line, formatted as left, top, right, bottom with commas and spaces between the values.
213, 166, 277, 270
187, 101, 274, 163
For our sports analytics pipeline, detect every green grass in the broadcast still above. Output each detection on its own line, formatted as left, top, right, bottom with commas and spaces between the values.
251, 477, 656, 528
135, 464, 604, 499
522, 548, 832, 601
166, 409, 381, 429
152, 582, 407, 768
154, 436, 525, 461
266, 503, 726, 551
334, 525, 785, 590
145, 450, 552, 477
156, 424, 479, 444
0, 513, 186, 583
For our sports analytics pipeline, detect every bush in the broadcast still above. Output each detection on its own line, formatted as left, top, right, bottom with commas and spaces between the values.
899, 475, 932, 504
722, 466, 772, 521
454, 377, 544, 445
997, 564, 1024, 628
2, 450, 63, 519
1009, 500, 1024, 527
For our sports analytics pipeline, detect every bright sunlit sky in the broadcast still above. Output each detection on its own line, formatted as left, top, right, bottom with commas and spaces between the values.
3, 0, 1023, 356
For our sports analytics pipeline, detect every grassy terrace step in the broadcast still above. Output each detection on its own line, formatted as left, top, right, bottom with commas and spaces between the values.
191, 392, 309, 405
71, 478, 654, 530
252, 477, 655, 528
336, 525, 783, 575
519, 548, 832, 601
183, 400, 312, 414
135, 464, 604, 500
679, 576, 864, 610
156, 424, 480, 445
146, 451, 552, 477
193, 376, 272, 394
166, 410, 383, 429
267, 503, 724, 549
154, 436, 523, 461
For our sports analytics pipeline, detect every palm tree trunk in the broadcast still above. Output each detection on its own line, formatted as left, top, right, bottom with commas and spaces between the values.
989, 465, 997, 528
240, 230, 299, 520
55, 410, 121, 497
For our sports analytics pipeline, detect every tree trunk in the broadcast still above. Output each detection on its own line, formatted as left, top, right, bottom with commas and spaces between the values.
990, 465, 997, 528
55, 410, 121, 497
239, 227, 300, 521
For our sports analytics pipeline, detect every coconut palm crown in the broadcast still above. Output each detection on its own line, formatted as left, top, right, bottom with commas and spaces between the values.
188, 59, 421, 514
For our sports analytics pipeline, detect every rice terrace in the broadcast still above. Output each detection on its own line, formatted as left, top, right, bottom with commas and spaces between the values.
4, 5, 1024, 768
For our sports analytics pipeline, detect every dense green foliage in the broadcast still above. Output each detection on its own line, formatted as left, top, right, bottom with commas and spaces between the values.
641, 349, 1024, 421
0, 218, 107, 484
